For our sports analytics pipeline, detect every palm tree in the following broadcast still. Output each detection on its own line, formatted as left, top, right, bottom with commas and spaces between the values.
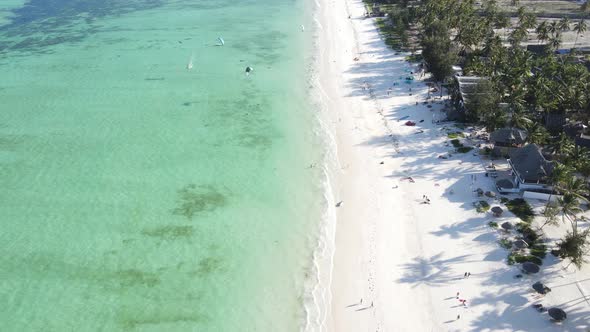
558, 193, 584, 234
540, 204, 560, 230
536, 21, 550, 45
558, 17, 571, 32
565, 145, 590, 169
527, 123, 550, 145
509, 26, 528, 48
548, 133, 575, 157
510, 109, 532, 129
578, 161, 590, 182
545, 163, 573, 212
573, 19, 587, 50
562, 176, 589, 202
548, 21, 558, 36
549, 32, 562, 51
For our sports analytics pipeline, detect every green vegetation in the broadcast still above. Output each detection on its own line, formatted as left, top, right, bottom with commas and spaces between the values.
508, 253, 543, 265
405, 53, 423, 63
530, 247, 547, 259
500, 197, 509, 204
516, 223, 539, 242
367, 1, 414, 51
555, 229, 590, 268
421, 20, 457, 82
506, 198, 535, 223
449, 138, 473, 152
498, 238, 512, 249
376, 18, 402, 50
457, 146, 474, 153
488, 221, 499, 228
476, 200, 491, 213
447, 132, 465, 139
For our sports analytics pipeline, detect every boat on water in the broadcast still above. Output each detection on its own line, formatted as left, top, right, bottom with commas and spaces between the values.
187, 54, 194, 70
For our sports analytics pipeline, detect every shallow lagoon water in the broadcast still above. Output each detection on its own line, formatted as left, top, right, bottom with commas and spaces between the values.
0, 0, 322, 330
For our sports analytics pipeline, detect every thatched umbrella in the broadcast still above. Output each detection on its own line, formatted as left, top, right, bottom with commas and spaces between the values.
491, 206, 503, 217
532, 281, 551, 294
548, 307, 567, 321
514, 239, 529, 249
501, 222, 513, 231
522, 262, 540, 274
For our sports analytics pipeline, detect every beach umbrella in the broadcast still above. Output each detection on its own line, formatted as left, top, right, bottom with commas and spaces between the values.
514, 239, 529, 249
532, 281, 551, 294
501, 222, 513, 230
491, 206, 503, 217
548, 307, 567, 321
522, 262, 540, 274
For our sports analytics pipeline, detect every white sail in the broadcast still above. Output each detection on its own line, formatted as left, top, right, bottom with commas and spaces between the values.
217, 37, 225, 46
186, 54, 194, 70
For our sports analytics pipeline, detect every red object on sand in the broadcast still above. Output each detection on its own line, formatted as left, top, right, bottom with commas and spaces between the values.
404, 121, 416, 126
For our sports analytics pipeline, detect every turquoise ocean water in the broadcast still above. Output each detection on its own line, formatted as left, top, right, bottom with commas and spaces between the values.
0, 0, 325, 330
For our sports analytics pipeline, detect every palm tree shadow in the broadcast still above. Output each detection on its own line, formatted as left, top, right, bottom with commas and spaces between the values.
396, 253, 477, 287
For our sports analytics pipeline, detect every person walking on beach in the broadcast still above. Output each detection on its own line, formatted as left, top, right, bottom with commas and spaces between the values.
456, 292, 460, 299
457, 314, 460, 320
467, 272, 471, 278
464, 272, 468, 278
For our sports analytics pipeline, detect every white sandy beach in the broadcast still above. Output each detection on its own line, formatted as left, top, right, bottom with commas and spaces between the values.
315, 0, 590, 331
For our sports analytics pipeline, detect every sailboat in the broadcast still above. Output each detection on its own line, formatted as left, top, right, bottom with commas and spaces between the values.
217, 37, 225, 46
186, 54, 194, 71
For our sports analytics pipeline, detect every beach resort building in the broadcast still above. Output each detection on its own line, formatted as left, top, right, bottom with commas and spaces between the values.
497, 144, 554, 194
490, 127, 527, 156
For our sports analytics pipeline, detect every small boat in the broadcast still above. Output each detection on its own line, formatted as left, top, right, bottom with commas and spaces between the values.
187, 54, 194, 70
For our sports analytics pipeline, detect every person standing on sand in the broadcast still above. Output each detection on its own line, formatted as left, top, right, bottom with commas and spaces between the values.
456, 292, 460, 299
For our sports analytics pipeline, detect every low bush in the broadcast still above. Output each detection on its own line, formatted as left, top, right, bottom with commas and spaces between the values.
488, 221, 498, 228
476, 200, 491, 213
450, 139, 462, 147
405, 53, 423, 63
506, 198, 534, 223
530, 248, 547, 259
498, 238, 512, 249
516, 223, 539, 243
500, 197, 509, 204
447, 132, 465, 139
512, 254, 543, 265
507, 252, 516, 265
457, 146, 474, 153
